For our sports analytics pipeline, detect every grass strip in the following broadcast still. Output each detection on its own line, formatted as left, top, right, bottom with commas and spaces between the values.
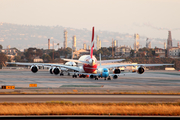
0, 102, 180, 116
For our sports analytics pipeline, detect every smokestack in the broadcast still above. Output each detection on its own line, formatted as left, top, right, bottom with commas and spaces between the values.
48, 39, 50, 49
64, 30, 68, 49
72, 35, 76, 49
83, 43, 87, 50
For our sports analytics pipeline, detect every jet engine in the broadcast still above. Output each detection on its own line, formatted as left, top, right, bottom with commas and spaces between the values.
52, 67, 60, 75
113, 68, 121, 74
31, 65, 38, 73
113, 75, 118, 79
65, 61, 76, 66
137, 67, 145, 74
49, 68, 53, 74
89, 74, 94, 79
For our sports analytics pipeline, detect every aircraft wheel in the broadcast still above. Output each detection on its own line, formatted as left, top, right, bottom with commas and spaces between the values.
72, 75, 74, 78
68, 73, 70, 76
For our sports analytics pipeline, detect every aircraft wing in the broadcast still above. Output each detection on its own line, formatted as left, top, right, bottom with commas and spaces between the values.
99, 63, 174, 69
109, 72, 137, 76
6, 62, 49, 66
45, 64, 80, 72
96, 59, 125, 64
62, 59, 89, 64
6, 62, 80, 71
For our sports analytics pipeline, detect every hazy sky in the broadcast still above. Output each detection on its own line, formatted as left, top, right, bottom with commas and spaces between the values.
1, 0, 180, 40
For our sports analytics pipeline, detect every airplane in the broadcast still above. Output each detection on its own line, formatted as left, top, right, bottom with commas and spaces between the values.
6, 27, 173, 79
72, 53, 174, 80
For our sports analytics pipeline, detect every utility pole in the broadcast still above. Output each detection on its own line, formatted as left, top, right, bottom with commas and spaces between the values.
112, 38, 114, 58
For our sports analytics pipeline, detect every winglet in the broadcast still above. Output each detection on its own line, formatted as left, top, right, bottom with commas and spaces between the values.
90, 27, 94, 58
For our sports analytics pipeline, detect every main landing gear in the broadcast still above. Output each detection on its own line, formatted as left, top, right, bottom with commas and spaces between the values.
72, 74, 77, 78
68, 72, 70, 76
79, 74, 86, 78
60, 72, 64, 76
94, 76, 111, 80
104, 77, 111, 80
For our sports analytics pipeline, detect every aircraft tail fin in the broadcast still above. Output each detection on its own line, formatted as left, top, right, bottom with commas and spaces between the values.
99, 53, 101, 67
90, 27, 94, 58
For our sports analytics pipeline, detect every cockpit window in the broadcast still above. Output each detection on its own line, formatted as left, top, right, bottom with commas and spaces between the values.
104, 69, 108, 72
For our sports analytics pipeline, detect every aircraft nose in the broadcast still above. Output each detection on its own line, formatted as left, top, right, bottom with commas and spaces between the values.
105, 72, 109, 77
102, 72, 109, 77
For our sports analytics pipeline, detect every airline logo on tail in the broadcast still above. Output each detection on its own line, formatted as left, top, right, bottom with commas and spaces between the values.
90, 27, 94, 58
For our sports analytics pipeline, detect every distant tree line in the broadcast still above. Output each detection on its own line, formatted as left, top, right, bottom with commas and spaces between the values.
0, 44, 179, 70
10, 47, 73, 63
0, 53, 8, 69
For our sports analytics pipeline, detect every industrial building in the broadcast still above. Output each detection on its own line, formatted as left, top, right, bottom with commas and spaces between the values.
167, 31, 180, 58
72, 35, 77, 51
96, 35, 101, 50
133, 33, 140, 51
72, 49, 90, 59
48, 39, 50, 49
167, 31, 173, 57
83, 43, 87, 50
146, 38, 151, 49
115, 45, 132, 57
64, 30, 67, 49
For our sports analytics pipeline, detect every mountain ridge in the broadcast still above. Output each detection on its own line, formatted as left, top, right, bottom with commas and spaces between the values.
0, 22, 175, 51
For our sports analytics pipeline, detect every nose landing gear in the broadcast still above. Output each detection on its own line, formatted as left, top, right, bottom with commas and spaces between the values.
95, 77, 98, 80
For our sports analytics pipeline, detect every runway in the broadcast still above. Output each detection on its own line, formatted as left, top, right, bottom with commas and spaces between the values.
0, 69, 180, 93
0, 94, 179, 103
0, 69, 180, 103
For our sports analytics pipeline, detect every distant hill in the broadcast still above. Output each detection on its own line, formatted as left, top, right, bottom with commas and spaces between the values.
0, 22, 171, 51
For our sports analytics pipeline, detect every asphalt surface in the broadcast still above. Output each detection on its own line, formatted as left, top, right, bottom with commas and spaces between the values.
0, 69, 180, 91
0, 69, 180, 103
0, 94, 179, 103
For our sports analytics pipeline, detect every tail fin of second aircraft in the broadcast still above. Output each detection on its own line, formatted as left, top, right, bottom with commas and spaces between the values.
90, 27, 94, 58
99, 53, 101, 67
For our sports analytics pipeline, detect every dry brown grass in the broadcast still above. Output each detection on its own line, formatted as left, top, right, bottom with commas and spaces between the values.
0, 102, 179, 116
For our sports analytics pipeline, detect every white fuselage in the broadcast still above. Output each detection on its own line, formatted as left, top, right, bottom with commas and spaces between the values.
78, 55, 98, 73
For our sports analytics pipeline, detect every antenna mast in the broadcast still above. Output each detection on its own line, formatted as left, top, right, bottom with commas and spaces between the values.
112, 38, 114, 58
52, 41, 54, 61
